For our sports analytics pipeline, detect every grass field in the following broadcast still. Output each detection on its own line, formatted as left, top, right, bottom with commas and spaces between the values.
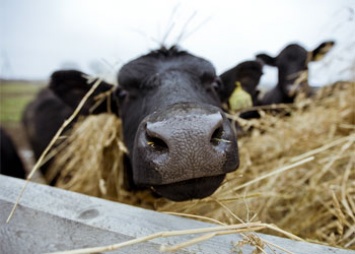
0, 80, 44, 124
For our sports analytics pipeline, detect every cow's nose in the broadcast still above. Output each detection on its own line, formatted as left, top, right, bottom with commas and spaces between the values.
133, 107, 238, 186
145, 112, 224, 154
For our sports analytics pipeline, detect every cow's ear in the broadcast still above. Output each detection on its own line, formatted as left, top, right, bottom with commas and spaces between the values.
309, 41, 335, 62
256, 54, 276, 66
49, 70, 118, 115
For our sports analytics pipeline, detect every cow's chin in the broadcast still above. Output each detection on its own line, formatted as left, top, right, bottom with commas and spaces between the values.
150, 174, 226, 201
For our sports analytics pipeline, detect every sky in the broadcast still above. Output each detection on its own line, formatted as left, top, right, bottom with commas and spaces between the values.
1, 0, 354, 86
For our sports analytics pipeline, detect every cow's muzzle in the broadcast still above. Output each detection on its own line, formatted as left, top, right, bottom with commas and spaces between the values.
132, 103, 239, 200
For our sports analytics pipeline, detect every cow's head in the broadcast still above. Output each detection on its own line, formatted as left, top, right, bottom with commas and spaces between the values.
220, 60, 263, 103
49, 46, 239, 201
256, 41, 335, 100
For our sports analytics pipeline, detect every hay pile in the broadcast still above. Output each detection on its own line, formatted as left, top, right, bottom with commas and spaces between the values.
52, 81, 354, 250
52, 114, 157, 207
51, 114, 123, 197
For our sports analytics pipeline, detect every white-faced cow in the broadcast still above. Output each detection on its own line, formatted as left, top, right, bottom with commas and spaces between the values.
25, 46, 239, 201
257, 41, 335, 105
0, 127, 27, 179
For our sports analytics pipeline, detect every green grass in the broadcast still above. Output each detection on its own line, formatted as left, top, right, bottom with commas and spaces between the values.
0, 80, 44, 124
0, 82, 41, 93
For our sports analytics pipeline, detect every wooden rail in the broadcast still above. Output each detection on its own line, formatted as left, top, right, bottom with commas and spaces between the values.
0, 175, 353, 254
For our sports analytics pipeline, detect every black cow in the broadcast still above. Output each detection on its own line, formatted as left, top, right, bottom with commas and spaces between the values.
22, 70, 114, 182
220, 60, 263, 106
22, 88, 72, 164
0, 127, 27, 179
220, 60, 263, 119
47, 46, 239, 201
257, 41, 335, 105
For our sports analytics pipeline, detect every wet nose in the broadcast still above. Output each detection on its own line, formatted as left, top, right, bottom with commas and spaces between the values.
133, 109, 238, 186
145, 112, 224, 154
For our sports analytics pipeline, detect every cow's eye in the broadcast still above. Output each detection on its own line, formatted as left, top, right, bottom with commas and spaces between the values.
211, 77, 222, 92
200, 73, 222, 96
213, 77, 222, 88
114, 88, 128, 102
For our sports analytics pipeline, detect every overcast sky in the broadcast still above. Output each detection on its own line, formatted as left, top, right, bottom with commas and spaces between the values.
1, 0, 354, 86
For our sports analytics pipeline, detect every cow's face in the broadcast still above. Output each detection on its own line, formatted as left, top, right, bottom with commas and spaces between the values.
257, 41, 335, 98
275, 44, 310, 96
235, 61, 263, 97
49, 47, 239, 201
219, 60, 263, 103
117, 47, 239, 201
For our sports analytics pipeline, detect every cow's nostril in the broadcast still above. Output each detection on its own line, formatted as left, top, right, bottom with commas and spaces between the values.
146, 134, 169, 152
145, 122, 169, 152
210, 126, 224, 145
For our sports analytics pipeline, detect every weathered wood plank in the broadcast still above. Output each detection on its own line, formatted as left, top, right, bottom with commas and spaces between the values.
0, 175, 353, 254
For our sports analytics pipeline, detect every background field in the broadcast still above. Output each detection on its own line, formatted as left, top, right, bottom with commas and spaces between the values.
0, 80, 44, 124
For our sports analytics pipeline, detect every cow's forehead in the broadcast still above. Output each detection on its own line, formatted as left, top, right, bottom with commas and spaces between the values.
120, 47, 215, 78
279, 44, 307, 58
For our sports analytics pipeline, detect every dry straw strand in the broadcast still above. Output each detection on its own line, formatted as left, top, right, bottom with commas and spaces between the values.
45, 222, 301, 254
233, 156, 314, 191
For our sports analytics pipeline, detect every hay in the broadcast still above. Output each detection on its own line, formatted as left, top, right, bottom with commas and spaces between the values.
52, 81, 355, 250
53, 114, 124, 198
52, 113, 157, 208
